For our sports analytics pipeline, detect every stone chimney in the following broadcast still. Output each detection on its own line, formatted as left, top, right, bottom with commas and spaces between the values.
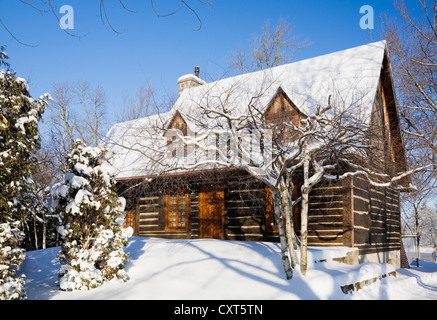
177, 66, 206, 97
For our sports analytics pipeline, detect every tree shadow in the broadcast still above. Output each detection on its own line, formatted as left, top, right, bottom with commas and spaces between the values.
398, 262, 437, 293
21, 237, 148, 300
125, 236, 149, 263
126, 238, 323, 299
19, 246, 62, 300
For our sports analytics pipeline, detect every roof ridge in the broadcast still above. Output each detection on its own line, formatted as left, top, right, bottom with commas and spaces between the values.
185, 40, 387, 91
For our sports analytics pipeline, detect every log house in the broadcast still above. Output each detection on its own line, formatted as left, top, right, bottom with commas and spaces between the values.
106, 41, 408, 269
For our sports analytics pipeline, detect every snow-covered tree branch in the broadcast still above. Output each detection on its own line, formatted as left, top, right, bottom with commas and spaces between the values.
49, 140, 133, 291
0, 65, 50, 299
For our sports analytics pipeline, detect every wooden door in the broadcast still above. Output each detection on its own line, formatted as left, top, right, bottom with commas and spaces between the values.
265, 181, 300, 233
200, 187, 225, 239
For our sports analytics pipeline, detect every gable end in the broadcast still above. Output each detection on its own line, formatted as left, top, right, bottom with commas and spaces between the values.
264, 87, 304, 124
167, 110, 188, 135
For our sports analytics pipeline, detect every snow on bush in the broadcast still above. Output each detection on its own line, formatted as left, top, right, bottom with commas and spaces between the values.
49, 140, 133, 291
0, 222, 26, 300
0, 66, 49, 299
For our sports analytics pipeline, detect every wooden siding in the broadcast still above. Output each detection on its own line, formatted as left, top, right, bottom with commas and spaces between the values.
129, 172, 279, 242
352, 177, 401, 254
135, 194, 195, 239
307, 179, 349, 247
264, 87, 301, 124
369, 54, 408, 185
225, 182, 277, 241
123, 171, 401, 255
264, 87, 303, 144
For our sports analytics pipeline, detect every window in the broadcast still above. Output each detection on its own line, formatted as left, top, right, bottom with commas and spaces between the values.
165, 191, 189, 231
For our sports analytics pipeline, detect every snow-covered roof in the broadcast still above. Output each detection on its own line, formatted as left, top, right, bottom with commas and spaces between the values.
103, 112, 172, 179
104, 40, 387, 179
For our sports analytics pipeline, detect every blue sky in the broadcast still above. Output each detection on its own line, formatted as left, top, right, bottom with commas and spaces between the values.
0, 0, 414, 126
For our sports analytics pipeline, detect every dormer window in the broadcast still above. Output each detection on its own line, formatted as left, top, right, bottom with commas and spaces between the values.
263, 87, 303, 144
166, 110, 188, 159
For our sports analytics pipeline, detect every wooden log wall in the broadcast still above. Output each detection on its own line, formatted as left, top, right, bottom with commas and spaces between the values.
135, 195, 162, 237
130, 172, 280, 242
306, 176, 401, 253
134, 192, 202, 239
224, 182, 277, 241
307, 179, 348, 247
126, 170, 401, 254
352, 177, 401, 254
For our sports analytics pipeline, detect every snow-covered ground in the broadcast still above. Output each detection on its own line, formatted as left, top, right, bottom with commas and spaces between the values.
18, 237, 437, 300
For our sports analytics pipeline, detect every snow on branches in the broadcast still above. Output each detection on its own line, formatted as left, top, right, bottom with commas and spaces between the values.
0, 67, 49, 299
0, 69, 50, 217
0, 222, 26, 300
49, 140, 132, 291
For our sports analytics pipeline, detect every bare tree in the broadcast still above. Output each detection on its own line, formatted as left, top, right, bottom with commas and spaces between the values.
381, 0, 437, 177
46, 81, 78, 174
30, 80, 109, 249
75, 80, 107, 147
151, 0, 214, 31
228, 18, 311, 74
115, 83, 177, 123
45, 80, 109, 175
381, 0, 437, 260
419, 204, 437, 249
117, 84, 156, 123
23, 145, 61, 250
401, 170, 437, 258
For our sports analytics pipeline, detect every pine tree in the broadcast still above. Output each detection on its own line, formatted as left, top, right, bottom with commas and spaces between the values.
49, 140, 132, 291
0, 60, 49, 299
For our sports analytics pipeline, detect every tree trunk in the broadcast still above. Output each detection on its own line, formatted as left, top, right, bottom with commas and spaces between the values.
415, 205, 421, 266
278, 180, 298, 268
33, 217, 38, 250
272, 189, 293, 280
42, 221, 46, 249
300, 157, 310, 276
300, 190, 309, 276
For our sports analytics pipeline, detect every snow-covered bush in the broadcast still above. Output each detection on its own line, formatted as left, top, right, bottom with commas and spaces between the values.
50, 140, 132, 291
0, 65, 49, 299
0, 222, 26, 300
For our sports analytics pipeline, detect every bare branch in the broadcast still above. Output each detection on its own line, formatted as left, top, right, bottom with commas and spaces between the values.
0, 17, 38, 47
150, 0, 213, 31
